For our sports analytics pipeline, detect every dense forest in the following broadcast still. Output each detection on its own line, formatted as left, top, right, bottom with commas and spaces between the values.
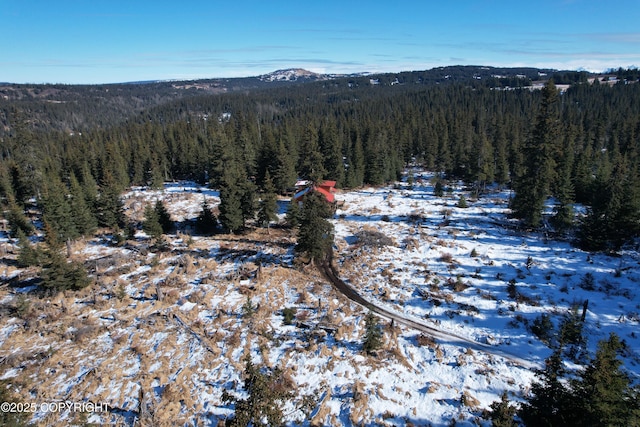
1, 66, 640, 253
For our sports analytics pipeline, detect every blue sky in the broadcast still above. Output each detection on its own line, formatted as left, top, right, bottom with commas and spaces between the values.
2, 0, 639, 84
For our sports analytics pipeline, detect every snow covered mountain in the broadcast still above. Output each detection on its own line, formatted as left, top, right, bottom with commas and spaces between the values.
258, 68, 327, 82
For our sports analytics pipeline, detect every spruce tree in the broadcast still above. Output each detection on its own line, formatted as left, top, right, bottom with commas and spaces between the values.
8, 162, 32, 207
257, 171, 278, 228
493, 122, 510, 187
319, 121, 345, 187
362, 311, 383, 355
240, 179, 257, 228
222, 355, 293, 427
42, 249, 91, 292
195, 199, 217, 235
285, 199, 301, 228
218, 168, 245, 234
298, 124, 326, 183
142, 203, 163, 240
348, 134, 365, 188
154, 200, 173, 234
579, 157, 640, 250
434, 179, 445, 197
69, 173, 97, 237
511, 80, 560, 227
519, 347, 572, 427
484, 392, 518, 427
40, 175, 78, 242
16, 229, 43, 267
273, 138, 297, 194
4, 200, 34, 237
295, 192, 333, 263
570, 333, 639, 426
96, 171, 125, 230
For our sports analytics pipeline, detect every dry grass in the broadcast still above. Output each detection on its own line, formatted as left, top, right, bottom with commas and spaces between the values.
350, 380, 372, 425
461, 390, 481, 409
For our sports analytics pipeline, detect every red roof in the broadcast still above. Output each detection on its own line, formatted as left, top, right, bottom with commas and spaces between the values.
293, 180, 336, 203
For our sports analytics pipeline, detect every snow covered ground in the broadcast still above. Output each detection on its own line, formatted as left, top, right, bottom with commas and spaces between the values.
1, 173, 638, 426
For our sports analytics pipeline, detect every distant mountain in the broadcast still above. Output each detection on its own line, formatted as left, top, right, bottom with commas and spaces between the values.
259, 68, 325, 82
258, 68, 369, 83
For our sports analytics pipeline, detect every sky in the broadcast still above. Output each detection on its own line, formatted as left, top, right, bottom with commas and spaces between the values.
2, 0, 639, 84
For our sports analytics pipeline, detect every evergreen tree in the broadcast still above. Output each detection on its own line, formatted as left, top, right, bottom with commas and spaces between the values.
493, 122, 510, 186
16, 228, 43, 267
457, 194, 468, 208
0, 163, 14, 205
364, 130, 388, 185
142, 203, 163, 240
570, 333, 639, 426
79, 163, 99, 214
240, 179, 257, 228
285, 199, 301, 228
484, 392, 518, 427
40, 175, 77, 242
470, 132, 495, 192
511, 80, 560, 227
319, 121, 345, 187
519, 347, 572, 427
298, 124, 326, 183
4, 200, 34, 237
273, 137, 297, 194
69, 173, 97, 237
195, 199, 218, 235
434, 179, 445, 197
42, 249, 91, 292
551, 131, 576, 231
8, 161, 32, 207
346, 134, 365, 188
295, 192, 333, 262
144, 156, 165, 189
154, 199, 173, 233
218, 168, 245, 234
362, 311, 383, 354
96, 171, 125, 230
257, 171, 278, 228
222, 355, 293, 427
579, 157, 640, 250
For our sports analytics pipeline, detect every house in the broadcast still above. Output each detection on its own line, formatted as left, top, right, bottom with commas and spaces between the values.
293, 180, 337, 204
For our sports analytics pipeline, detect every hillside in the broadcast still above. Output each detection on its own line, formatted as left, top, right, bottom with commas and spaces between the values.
1, 174, 638, 425
0, 65, 587, 135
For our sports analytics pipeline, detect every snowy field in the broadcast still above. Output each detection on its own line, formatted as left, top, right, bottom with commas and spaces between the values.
0, 172, 639, 426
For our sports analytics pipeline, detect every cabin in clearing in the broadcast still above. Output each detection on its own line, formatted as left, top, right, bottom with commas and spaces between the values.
293, 180, 337, 204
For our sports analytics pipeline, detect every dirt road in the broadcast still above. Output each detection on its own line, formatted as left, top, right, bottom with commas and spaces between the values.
318, 250, 540, 370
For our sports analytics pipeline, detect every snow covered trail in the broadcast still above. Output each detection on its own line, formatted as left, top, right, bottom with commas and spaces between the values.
319, 249, 541, 370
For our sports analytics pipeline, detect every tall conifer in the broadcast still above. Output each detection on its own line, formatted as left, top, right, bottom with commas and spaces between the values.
512, 80, 560, 227
295, 192, 333, 263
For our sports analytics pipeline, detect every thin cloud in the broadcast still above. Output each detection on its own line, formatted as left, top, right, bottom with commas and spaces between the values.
584, 32, 640, 44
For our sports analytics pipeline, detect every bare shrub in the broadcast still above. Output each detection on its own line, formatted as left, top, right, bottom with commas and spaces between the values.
355, 230, 394, 248
296, 310, 310, 322
296, 289, 309, 304
403, 237, 420, 251
449, 276, 470, 292
461, 391, 480, 409
226, 329, 242, 349
164, 289, 180, 304
439, 252, 454, 264
416, 334, 437, 348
